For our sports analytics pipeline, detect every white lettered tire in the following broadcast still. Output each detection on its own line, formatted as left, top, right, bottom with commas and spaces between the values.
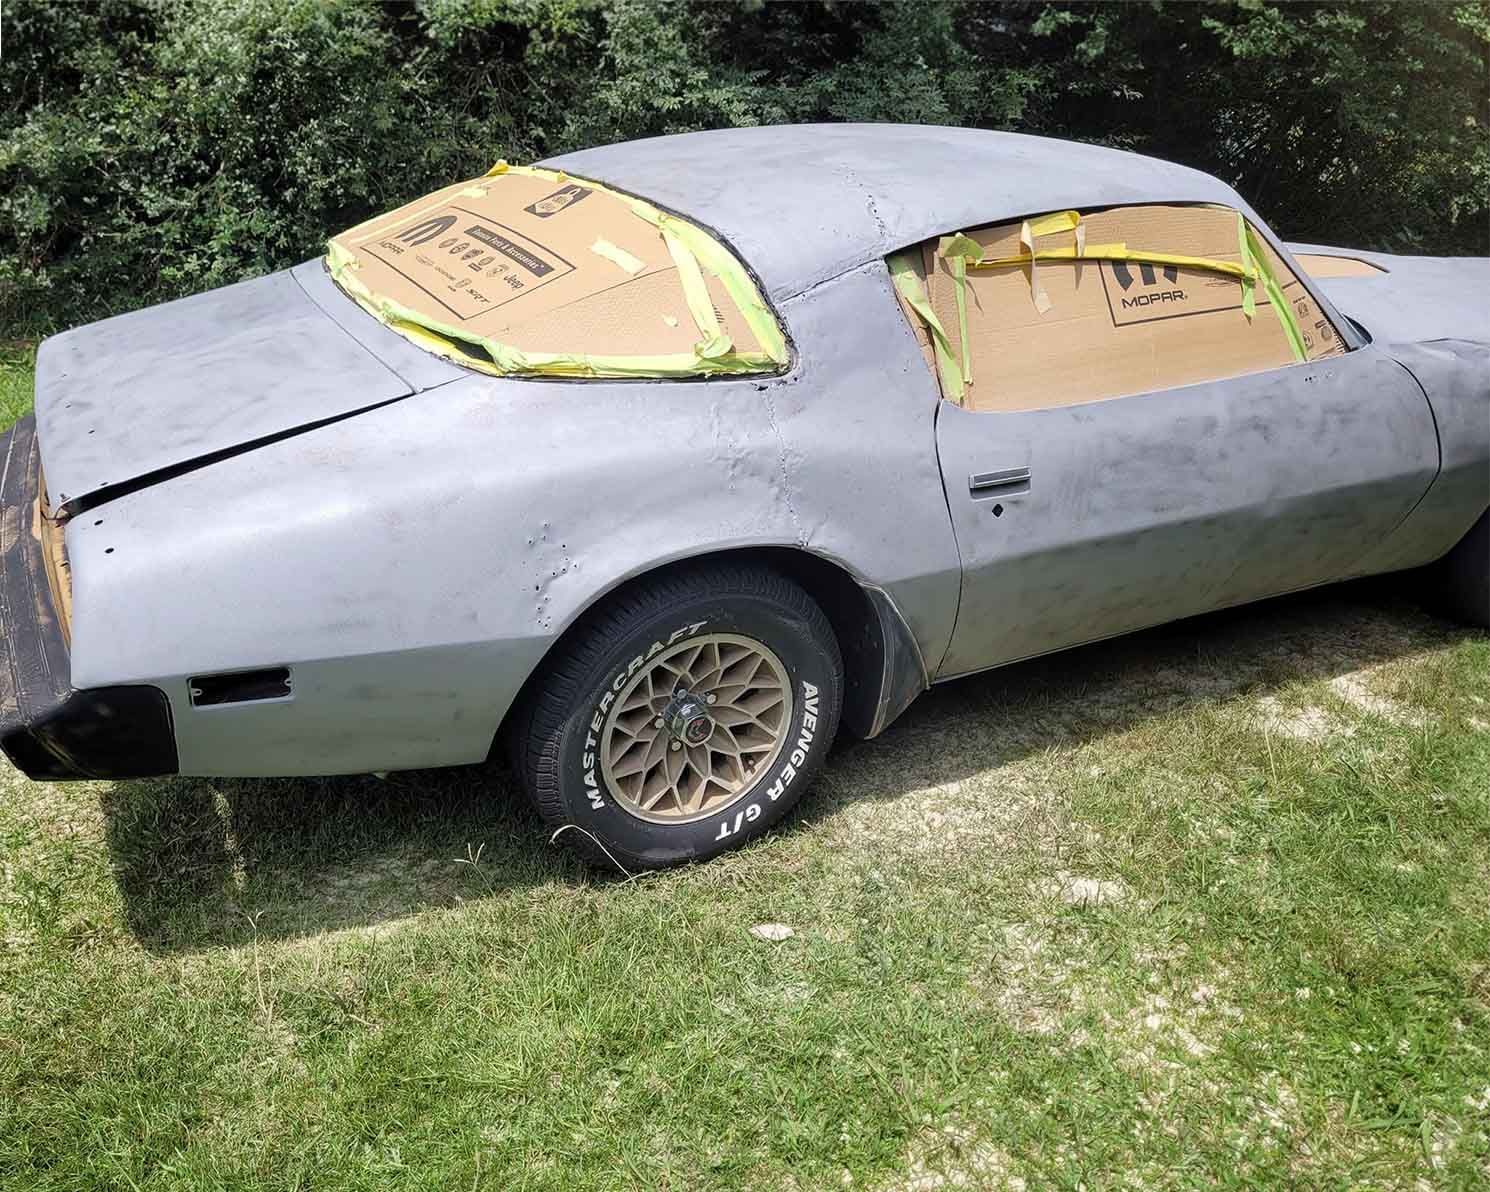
518, 564, 843, 869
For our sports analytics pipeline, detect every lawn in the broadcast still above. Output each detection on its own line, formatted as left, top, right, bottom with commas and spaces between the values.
0, 343, 35, 429
1, 349, 1487, 1189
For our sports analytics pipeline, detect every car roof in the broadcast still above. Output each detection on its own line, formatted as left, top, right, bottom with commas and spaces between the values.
542, 123, 1246, 301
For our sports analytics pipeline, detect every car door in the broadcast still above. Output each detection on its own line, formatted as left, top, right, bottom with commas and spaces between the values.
903, 203, 1439, 678
934, 350, 1436, 675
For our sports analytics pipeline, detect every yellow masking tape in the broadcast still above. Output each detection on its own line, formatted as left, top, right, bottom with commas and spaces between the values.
590, 237, 645, 275
1016, 210, 1084, 314
1235, 213, 1258, 320
973, 243, 1252, 279
889, 250, 963, 403
510, 165, 786, 363
662, 221, 732, 359
1027, 210, 1082, 239
971, 224, 1308, 363
328, 238, 774, 379
938, 233, 982, 387
631, 200, 788, 364
1244, 221, 1307, 362
327, 160, 790, 377
1018, 221, 1051, 314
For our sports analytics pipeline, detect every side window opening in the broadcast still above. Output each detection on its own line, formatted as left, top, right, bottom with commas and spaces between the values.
889, 204, 1346, 412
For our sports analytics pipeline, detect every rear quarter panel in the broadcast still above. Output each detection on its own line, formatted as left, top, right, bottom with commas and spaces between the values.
1346, 338, 1490, 577
1288, 245, 1490, 576
1287, 243, 1490, 346
61, 265, 960, 776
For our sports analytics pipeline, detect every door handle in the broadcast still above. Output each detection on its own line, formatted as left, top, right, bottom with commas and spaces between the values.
968, 467, 1031, 496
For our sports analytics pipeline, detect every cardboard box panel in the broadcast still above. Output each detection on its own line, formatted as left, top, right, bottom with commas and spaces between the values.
504, 268, 765, 358
914, 204, 1345, 411
1279, 276, 1346, 359
335, 172, 674, 334
330, 168, 779, 370
889, 251, 938, 376
499, 268, 698, 356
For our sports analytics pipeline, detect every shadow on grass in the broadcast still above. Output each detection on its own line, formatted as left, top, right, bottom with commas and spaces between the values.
812, 577, 1480, 818
100, 756, 584, 953
102, 577, 1479, 953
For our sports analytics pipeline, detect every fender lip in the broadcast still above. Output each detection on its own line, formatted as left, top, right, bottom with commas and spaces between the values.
0, 415, 178, 780
858, 583, 930, 739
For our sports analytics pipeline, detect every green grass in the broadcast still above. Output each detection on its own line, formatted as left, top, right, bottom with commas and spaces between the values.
2, 574, 1488, 1183
0, 343, 36, 431
0, 327, 1485, 1182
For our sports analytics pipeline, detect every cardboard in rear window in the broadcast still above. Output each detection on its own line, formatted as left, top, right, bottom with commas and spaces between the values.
326, 164, 787, 379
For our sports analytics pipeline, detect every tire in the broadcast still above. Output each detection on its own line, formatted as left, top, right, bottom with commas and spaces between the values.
1435, 509, 1489, 628
518, 564, 843, 870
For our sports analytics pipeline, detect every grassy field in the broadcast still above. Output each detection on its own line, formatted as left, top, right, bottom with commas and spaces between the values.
0, 343, 35, 429
1, 350, 1488, 1188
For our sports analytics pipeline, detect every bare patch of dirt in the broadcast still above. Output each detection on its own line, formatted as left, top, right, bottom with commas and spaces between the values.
882, 1117, 1025, 1191
816, 753, 1064, 865
987, 921, 1081, 1037
1254, 696, 1352, 743
1045, 871, 1129, 907
1329, 669, 1429, 727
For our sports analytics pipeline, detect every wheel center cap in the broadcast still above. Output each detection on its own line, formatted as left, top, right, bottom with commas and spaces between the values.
664, 691, 714, 746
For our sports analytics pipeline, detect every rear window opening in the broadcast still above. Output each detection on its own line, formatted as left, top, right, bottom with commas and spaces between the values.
1293, 253, 1388, 279
326, 163, 788, 380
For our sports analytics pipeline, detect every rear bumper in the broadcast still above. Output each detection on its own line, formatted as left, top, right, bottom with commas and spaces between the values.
0, 415, 178, 780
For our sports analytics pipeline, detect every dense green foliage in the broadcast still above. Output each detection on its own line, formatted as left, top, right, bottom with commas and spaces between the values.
2, 0, 1486, 333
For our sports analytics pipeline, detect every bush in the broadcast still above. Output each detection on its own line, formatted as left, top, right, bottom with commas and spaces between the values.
2, 0, 1486, 334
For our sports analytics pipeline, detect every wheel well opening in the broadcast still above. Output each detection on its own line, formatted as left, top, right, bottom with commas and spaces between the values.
495, 547, 889, 759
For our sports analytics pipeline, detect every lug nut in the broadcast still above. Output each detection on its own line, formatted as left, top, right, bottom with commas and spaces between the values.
705, 693, 717, 705
670, 740, 682, 751
654, 717, 664, 729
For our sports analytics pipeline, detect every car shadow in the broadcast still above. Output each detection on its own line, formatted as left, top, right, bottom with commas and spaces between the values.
102, 577, 1480, 953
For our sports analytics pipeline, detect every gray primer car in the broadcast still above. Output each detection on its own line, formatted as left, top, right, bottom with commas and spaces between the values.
3, 124, 1487, 868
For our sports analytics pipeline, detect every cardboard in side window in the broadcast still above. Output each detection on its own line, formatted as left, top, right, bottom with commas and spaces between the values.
917, 204, 1343, 413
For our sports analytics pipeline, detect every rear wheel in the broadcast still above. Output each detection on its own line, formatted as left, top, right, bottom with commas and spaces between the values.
518, 564, 843, 870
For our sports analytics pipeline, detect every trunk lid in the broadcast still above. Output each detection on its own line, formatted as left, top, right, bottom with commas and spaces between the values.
33, 264, 466, 515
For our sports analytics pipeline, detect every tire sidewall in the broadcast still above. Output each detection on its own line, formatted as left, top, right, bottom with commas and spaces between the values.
554, 592, 838, 865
